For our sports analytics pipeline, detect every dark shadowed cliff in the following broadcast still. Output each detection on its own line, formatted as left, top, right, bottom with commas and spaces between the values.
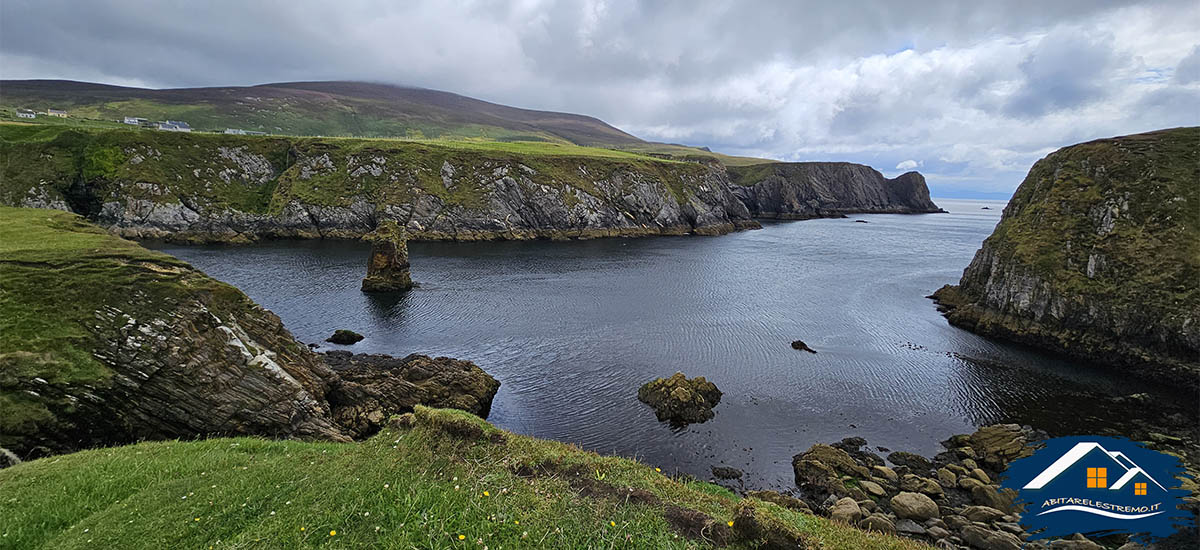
932, 127, 1200, 386
728, 162, 944, 219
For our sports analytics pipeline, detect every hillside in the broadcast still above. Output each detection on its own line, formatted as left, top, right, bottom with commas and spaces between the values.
728, 163, 944, 219
0, 406, 926, 550
931, 127, 1200, 386
0, 125, 759, 242
0, 79, 644, 146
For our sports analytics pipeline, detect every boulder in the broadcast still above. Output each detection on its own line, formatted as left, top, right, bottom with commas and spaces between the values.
637, 372, 722, 425
829, 497, 862, 524
960, 525, 1022, 550
324, 351, 500, 438
891, 492, 940, 521
968, 424, 1029, 469
872, 465, 899, 481
859, 480, 887, 497
970, 484, 1012, 512
888, 450, 934, 473
326, 329, 364, 345
960, 505, 1006, 523
859, 514, 895, 534
894, 518, 927, 536
936, 467, 957, 487
361, 220, 414, 293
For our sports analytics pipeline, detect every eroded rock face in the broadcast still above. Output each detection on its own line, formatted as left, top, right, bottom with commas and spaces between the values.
324, 351, 500, 438
361, 221, 413, 292
637, 372, 722, 425
932, 128, 1200, 386
0, 211, 500, 461
729, 162, 943, 219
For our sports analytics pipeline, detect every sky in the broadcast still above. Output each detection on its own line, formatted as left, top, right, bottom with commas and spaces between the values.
2, 1, 1198, 198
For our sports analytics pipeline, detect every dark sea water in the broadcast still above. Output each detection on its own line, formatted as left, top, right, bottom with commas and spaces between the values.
150, 199, 1193, 489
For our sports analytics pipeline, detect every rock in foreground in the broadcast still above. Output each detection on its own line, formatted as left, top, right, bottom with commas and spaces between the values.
324, 351, 499, 438
637, 372, 722, 425
931, 128, 1199, 387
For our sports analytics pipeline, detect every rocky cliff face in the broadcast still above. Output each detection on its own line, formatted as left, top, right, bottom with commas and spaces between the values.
728, 162, 943, 219
0, 208, 498, 460
2, 129, 759, 243
932, 128, 1200, 386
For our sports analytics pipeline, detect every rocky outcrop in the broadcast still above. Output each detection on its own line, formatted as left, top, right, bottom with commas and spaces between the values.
1, 130, 760, 243
728, 162, 944, 219
637, 372, 722, 425
931, 128, 1200, 386
360, 220, 413, 292
324, 351, 500, 438
327, 329, 365, 345
0, 208, 498, 461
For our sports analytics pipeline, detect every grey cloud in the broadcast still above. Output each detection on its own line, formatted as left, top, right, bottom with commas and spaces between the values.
2, 0, 1198, 196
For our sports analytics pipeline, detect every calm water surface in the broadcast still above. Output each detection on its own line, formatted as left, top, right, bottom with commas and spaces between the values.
151, 199, 1190, 488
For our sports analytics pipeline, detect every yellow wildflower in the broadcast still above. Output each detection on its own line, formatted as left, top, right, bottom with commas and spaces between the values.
458, 534, 466, 540
483, 491, 490, 497
655, 467, 661, 472
610, 521, 616, 527
727, 521, 734, 527
329, 530, 337, 536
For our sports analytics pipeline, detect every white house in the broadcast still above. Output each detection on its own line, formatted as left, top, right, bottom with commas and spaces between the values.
224, 128, 247, 135
156, 120, 192, 132
16, 109, 36, 119
124, 116, 147, 125
46, 108, 68, 118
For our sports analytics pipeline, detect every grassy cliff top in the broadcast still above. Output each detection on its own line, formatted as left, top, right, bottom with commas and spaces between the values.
0, 208, 249, 448
0, 406, 926, 549
980, 127, 1199, 304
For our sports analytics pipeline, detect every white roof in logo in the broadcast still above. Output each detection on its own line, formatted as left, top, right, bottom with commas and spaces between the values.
1023, 442, 1165, 491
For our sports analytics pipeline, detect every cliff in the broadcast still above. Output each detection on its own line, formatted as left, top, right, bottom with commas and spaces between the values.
932, 128, 1200, 386
728, 162, 943, 219
0, 126, 758, 243
0, 207, 498, 460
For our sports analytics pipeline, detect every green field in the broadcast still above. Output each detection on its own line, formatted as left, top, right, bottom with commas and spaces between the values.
0, 406, 926, 550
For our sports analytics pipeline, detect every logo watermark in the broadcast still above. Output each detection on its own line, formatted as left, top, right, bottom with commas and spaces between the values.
1002, 435, 1191, 540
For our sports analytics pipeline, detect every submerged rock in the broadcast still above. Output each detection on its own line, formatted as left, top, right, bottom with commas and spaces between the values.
326, 329, 365, 345
711, 465, 744, 480
637, 372, 722, 425
361, 220, 414, 293
790, 340, 817, 353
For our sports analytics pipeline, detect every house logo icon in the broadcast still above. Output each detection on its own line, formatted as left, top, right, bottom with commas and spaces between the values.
1002, 436, 1191, 540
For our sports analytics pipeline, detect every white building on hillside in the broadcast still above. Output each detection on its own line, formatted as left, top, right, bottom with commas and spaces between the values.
156, 120, 192, 132
124, 116, 147, 125
16, 109, 36, 119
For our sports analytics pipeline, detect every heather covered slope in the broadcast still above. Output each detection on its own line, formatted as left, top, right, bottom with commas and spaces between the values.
0, 406, 928, 550
0, 79, 642, 146
932, 127, 1200, 385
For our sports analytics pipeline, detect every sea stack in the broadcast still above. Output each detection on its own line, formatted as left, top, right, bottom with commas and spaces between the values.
931, 127, 1199, 387
361, 220, 414, 293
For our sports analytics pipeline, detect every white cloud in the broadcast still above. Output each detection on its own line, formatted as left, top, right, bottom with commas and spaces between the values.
896, 160, 919, 170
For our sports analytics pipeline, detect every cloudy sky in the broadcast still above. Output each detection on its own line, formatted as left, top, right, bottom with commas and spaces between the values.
3, 1, 1198, 197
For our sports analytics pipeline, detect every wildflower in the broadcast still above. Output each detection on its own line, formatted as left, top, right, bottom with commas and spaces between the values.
364, 512, 370, 516
300, 527, 305, 531
384, 484, 390, 489
482, 491, 490, 497
329, 530, 337, 536
458, 534, 466, 540
655, 468, 661, 472
610, 521, 616, 527
514, 520, 519, 525
194, 518, 200, 522
727, 521, 734, 527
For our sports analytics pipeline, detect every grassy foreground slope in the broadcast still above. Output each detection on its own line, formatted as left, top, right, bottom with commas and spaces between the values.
0, 406, 926, 550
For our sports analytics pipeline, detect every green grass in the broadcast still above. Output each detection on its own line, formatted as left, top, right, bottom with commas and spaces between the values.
0, 207, 248, 449
0, 406, 928, 549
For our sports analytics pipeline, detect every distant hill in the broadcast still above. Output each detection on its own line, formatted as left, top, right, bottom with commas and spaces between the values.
0, 79, 644, 146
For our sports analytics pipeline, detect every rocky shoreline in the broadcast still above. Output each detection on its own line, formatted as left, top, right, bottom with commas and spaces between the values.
733, 424, 1199, 549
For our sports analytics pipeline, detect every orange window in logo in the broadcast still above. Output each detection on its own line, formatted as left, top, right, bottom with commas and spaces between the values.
1135, 482, 1147, 495
1086, 467, 1107, 488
